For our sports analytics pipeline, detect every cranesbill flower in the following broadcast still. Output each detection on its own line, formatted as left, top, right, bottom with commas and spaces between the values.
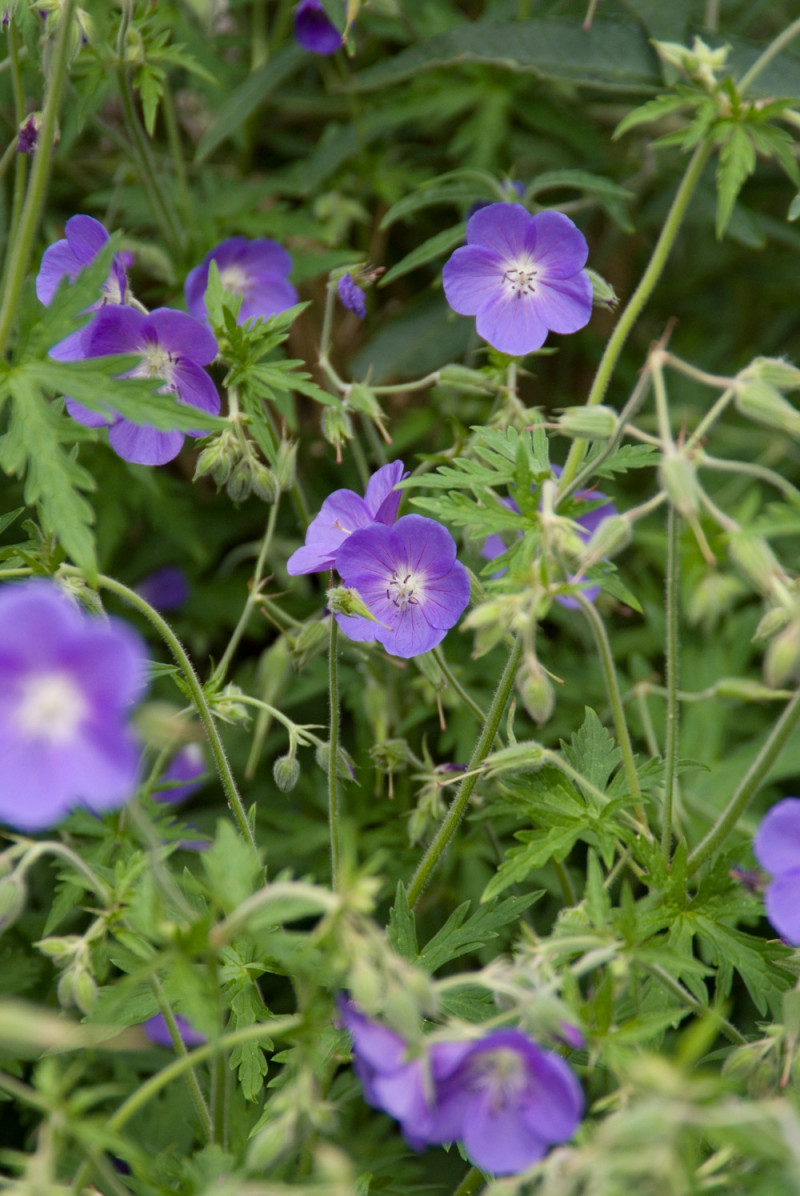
60, 305, 220, 466
425, 1029, 584, 1175
155, 743, 207, 805
135, 565, 190, 612
0, 581, 147, 832
294, 0, 343, 54
442, 203, 592, 356
143, 1013, 207, 1048
287, 460, 406, 576
334, 514, 470, 658
754, 798, 800, 943
338, 273, 366, 318
483, 469, 617, 608
185, 236, 297, 327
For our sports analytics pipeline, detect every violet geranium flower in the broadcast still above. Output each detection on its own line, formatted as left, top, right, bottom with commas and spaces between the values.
143, 1013, 207, 1048
287, 460, 406, 575
337, 273, 366, 318
334, 514, 470, 658
185, 237, 297, 327
442, 203, 592, 356
483, 468, 617, 608
59, 306, 220, 467
294, 0, 343, 55
0, 581, 147, 832
154, 743, 207, 805
135, 565, 190, 612
753, 798, 800, 943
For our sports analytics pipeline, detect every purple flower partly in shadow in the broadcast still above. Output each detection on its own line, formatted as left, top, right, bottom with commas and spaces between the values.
135, 565, 190, 612
334, 514, 470, 658
442, 203, 592, 356
294, 0, 343, 54
483, 468, 617, 608
0, 581, 147, 832
185, 236, 297, 327
36, 214, 129, 358
143, 1013, 207, 1048
287, 460, 406, 576
154, 743, 207, 805
58, 306, 220, 466
338, 273, 366, 318
425, 1029, 584, 1175
753, 798, 800, 944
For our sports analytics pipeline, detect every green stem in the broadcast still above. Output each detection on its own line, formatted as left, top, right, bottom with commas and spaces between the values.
641, 962, 746, 1045
16, 841, 112, 904
450, 1168, 485, 1196
574, 594, 643, 807
71, 1017, 301, 1194
328, 616, 342, 888
406, 637, 522, 907
558, 140, 713, 492
2, 19, 27, 271
68, 570, 258, 857
698, 453, 800, 503
738, 16, 800, 95
559, 367, 653, 503
160, 78, 193, 233
433, 646, 489, 724
0, 0, 75, 357
687, 682, 800, 873
661, 506, 680, 861
150, 976, 212, 1138
213, 498, 280, 685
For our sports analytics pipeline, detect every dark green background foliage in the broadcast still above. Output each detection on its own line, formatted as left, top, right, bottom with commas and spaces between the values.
3, 0, 800, 1193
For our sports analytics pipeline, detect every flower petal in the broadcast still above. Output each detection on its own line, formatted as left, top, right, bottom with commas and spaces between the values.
529, 210, 589, 279
35, 239, 81, 305
418, 559, 470, 629
388, 514, 458, 580
465, 202, 534, 260
108, 420, 185, 466
475, 288, 548, 356
65, 397, 114, 429
148, 308, 218, 365
764, 870, 800, 944
376, 603, 446, 658
86, 305, 147, 355
754, 798, 800, 877
64, 214, 110, 262
443, 245, 503, 317
462, 1090, 548, 1176
239, 276, 298, 323
534, 271, 593, 335
364, 460, 406, 522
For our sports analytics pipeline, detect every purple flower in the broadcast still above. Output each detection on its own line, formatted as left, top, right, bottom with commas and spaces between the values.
287, 460, 406, 576
58, 306, 220, 466
294, 0, 343, 55
135, 566, 190, 612
17, 115, 39, 154
334, 514, 470, 658
338, 273, 366, 318
424, 1029, 584, 1175
36, 214, 127, 309
442, 203, 592, 356
0, 581, 147, 832
185, 237, 297, 327
483, 469, 617, 607
754, 798, 800, 943
143, 1013, 207, 1048
154, 743, 207, 804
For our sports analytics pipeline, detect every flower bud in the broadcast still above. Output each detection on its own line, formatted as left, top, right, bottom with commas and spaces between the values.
291, 620, 329, 668
764, 622, 800, 688
735, 378, 800, 438
0, 872, 26, 933
36, 935, 81, 963
714, 676, 792, 701
273, 753, 300, 793
686, 571, 745, 630
743, 357, 800, 392
73, 967, 98, 1015
516, 657, 555, 726
210, 684, 249, 723
728, 532, 785, 596
194, 431, 238, 486
556, 405, 618, 441
580, 513, 631, 570
315, 741, 356, 781
326, 585, 386, 624
322, 406, 353, 463
659, 449, 700, 518
250, 463, 279, 504
753, 605, 791, 641
226, 458, 254, 503
275, 441, 298, 491
437, 364, 494, 394
585, 268, 618, 310
370, 738, 412, 772
483, 740, 545, 777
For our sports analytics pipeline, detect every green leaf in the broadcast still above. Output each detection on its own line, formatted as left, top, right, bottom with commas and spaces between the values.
613, 92, 692, 139
716, 123, 756, 239
481, 825, 581, 902
349, 18, 660, 95
692, 916, 796, 1014
387, 882, 418, 962
195, 43, 305, 162
381, 171, 502, 229
417, 893, 541, 972
584, 849, 611, 928
562, 707, 621, 794
379, 223, 467, 287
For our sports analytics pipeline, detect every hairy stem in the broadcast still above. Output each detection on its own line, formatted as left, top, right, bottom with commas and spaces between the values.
738, 16, 800, 94
661, 506, 681, 860
150, 976, 212, 1138
328, 616, 342, 888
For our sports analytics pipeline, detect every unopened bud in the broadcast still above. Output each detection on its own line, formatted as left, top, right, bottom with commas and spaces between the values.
438, 364, 494, 394
735, 378, 800, 438
36, 935, 81, 963
0, 873, 26, 933
321, 406, 353, 463
585, 268, 618, 310
227, 458, 253, 503
714, 676, 791, 701
275, 441, 297, 490
728, 532, 785, 596
251, 463, 279, 503
764, 622, 800, 688
346, 383, 382, 420
370, 738, 412, 772
753, 605, 791, 641
315, 741, 356, 781
580, 513, 631, 569
516, 657, 555, 726
326, 585, 385, 624
556, 405, 618, 441
483, 740, 545, 777
291, 620, 329, 668
273, 753, 300, 793
744, 357, 800, 392
686, 571, 745, 630
210, 683, 249, 723
194, 432, 237, 486
73, 967, 98, 1015
659, 450, 700, 518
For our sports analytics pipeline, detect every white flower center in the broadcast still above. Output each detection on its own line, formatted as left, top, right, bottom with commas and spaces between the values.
16, 671, 88, 744
504, 262, 539, 297
470, 1048, 526, 1112
218, 264, 252, 298
386, 569, 422, 612
132, 344, 175, 386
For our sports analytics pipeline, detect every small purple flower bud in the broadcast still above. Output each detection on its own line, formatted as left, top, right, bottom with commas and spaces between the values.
337, 272, 366, 318
17, 114, 39, 154
135, 566, 190, 612
143, 1013, 207, 1048
294, 0, 343, 55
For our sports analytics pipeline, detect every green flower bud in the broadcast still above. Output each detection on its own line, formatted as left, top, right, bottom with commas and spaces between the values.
735, 378, 800, 438
437, 364, 494, 394
226, 458, 254, 503
251, 463, 279, 504
210, 684, 250, 723
315, 741, 356, 781
764, 622, 800, 688
291, 620, 329, 668
275, 441, 298, 491
714, 676, 792, 701
346, 383, 382, 419
659, 450, 700, 518
580, 514, 631, 570
753, 605, 791, 641
556, 405, 618, 442
516, 657, 555, 726
585, 268, 618, 310
686, 571, 746, 630
483, 740, 545, 777
36, 935, 81, 963
370, 738, 413, 772
73, 967, 98, 1015
728, 532, 785, 596
194, 431, 237, 486
744, 356, 800, 392
273, 753, 301, 793
322, 406, 353, 463
326, 585, 386, 624
0, 873, 26, 933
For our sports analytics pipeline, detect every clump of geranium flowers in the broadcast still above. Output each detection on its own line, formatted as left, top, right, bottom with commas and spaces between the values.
287, 462, 471, 658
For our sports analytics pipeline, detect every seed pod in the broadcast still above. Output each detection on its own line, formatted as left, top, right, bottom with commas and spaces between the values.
659, 449, 700, 518
556, 405, 618, 441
